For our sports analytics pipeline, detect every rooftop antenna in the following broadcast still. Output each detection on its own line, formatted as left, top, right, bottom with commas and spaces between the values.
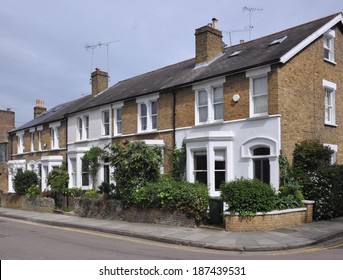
85, 40, 119, 77
242, 6, 263, 40
223, 27, 249, 46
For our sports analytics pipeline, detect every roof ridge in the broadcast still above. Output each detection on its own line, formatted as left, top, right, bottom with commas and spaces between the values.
228, 12, 342, 49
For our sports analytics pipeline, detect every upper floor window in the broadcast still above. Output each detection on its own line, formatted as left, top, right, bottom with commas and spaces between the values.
49, 122, 60, 149
0, 143, 8, 162
30, 130, 35, 152
116, 108, 122, 134
246, 65, 271, 117
323, 30, 335, 63
323, 79, 336, 126
102, 110, 110, 136
16, 131, 24, 154
37, 126, 43, 150
193, 77, 225, 125
137, 93, 159, 133
113, 102, 123, 136
77, 116, 89, 140
84, 116, 89, 139
78, 117, 83, 140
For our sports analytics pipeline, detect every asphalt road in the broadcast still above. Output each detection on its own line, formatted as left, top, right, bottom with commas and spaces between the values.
0, 216, 342, 260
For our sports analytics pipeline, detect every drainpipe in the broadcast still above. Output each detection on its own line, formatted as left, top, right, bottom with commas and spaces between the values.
172, 89, 176, 149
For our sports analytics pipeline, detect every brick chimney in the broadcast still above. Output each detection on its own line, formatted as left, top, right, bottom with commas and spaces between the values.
195, 18, 223, 65
34, 99, 46, 118
91, 68, 109, 96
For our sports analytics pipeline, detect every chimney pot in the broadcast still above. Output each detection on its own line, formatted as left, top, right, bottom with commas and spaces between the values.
212, 18, 218, 30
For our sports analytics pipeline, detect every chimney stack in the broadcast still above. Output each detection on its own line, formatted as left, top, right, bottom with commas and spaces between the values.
91, 68, 109, 96
195, 18, 223, 65
34, 99, 46, 118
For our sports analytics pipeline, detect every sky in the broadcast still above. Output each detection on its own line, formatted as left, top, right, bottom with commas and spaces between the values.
1, 0, 342, 127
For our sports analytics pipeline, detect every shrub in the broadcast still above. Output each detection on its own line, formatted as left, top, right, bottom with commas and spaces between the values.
221, 178, 277, 216
133, 176, 209, 223
13, 170, 39, 195
304, 165, 343, 220
46, 165, 69, 191
26, 185, 41, 199
83, 147, 104, 189
105, 141, 163, 206
293, 140, 333, 183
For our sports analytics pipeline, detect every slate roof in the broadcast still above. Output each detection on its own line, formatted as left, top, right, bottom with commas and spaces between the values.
12, 12, 342, 133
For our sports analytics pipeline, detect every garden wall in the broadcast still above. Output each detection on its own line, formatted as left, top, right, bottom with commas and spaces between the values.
0, 192, 55, 213
224, 201, 314, 232
73, 198, 197, 228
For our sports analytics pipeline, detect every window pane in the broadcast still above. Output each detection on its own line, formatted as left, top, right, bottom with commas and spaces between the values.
198, 90, 208, 106
199, 107, 208, 122
151, 101, 157, 115
254, 95, 268, 114
214, 103, 223, 120
253, 159, 270, 185
141, 103, 147, 117
82, 159, 89, 186
141, 117, 147, 130
215, 171, 225, 191
194, 153, 207, 185
213, 87, 223, 103
253, 147, 270, 156
253, 76, 267, 96
152, 115, 157, 129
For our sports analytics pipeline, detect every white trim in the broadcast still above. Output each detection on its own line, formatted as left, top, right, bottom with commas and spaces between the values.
136, 93, 159, 104
322, 79, 337, 90
245, 65, 271, 78
280, 14, 343, 63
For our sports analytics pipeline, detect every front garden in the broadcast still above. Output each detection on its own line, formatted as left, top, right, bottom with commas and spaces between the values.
4, 139, 343, 229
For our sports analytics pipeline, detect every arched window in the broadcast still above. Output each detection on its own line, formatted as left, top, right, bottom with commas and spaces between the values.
253, 147, 270, 184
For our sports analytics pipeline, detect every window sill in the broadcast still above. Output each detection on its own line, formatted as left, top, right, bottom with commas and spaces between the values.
324, 123, 338, 128
323, 58, 337, 65
194, 120, 224, 128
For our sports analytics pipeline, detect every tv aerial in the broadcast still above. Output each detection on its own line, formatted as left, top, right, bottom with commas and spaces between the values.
85, 40, 119, 76
242, 6, 263, 40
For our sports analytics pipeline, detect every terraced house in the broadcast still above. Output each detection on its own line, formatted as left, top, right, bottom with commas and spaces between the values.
7, 13, 343, 197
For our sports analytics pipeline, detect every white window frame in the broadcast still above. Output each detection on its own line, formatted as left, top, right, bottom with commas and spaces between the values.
185, 131, 234, 197
193, 77, 225, 125
29, 128, 35, 152
16, 131, 24, 154
84, 115, 89, 139
49, 122, 60, 149
136, 93, 159, 133
323, 29, 335, 63
324, 143, 337, 165
112, 102, 124, 136
246, 65, 271, 118
323, 79, 337, 126
101, 109, 111, 137
77, 117, 83, 140
37, 126, 43, 151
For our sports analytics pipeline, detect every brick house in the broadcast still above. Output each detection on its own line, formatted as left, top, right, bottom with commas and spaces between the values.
7, 13, 343, 197
0, 109, 15, 192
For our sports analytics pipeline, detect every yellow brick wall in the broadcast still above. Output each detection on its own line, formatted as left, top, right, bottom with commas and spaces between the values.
278, 25, 343, 162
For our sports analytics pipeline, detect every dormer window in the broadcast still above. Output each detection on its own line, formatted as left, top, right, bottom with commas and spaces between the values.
269, 35, 287, 45
323, 30, 335, 63
228, 49, 244, 57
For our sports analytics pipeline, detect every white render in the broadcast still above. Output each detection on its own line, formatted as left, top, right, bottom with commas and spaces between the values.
67, 105, 113, 190
176, 115, 281, 197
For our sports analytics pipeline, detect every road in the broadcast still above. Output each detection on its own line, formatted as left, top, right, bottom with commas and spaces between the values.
0, 216, 342, 260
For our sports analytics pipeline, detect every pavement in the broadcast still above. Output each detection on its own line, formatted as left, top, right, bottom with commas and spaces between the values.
1, 207, 343, 252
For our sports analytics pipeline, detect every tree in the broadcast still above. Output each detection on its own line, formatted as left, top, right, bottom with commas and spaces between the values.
105, 141, 162, 206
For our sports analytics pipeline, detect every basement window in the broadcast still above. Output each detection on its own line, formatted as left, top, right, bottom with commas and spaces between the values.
269, 35, 287, 46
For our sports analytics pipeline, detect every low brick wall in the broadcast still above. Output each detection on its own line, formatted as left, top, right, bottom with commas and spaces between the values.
74, 198, 197, 228
0, 193, 55, 213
